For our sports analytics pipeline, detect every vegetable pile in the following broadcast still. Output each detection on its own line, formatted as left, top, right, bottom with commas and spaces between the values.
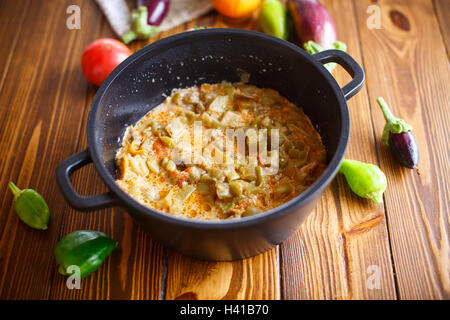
259, 0, 348, 70
86, 0, 348, 86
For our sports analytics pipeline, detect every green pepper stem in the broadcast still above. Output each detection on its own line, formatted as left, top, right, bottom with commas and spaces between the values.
133, 7, 150, 35
304, 41, 323, 55
332, 41, 347, 51
135, 7, 158, 36
377, 97, 397, 125
122, 30, 137, 45
122, 6, 159, 44
8, 182, 22, 200
304, 40, 347, 72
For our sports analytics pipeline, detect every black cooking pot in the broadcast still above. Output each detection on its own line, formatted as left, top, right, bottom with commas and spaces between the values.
56, 29, 364, 261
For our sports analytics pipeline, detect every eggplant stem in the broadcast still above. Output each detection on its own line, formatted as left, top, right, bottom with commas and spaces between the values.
377, 97, 397, 125
377, 97, 412, 145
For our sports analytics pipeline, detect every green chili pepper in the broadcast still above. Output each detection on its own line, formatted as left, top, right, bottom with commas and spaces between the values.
260, 0, 288, 40
55, 230, 118, 279
338, 159, 387, 204
122, 6, 159, 44
304, 40, 347, 72
8, 182, 49, 230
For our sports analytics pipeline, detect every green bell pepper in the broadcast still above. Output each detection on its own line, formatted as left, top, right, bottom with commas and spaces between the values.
55, 230, 118, 279
260, 0, 288, 40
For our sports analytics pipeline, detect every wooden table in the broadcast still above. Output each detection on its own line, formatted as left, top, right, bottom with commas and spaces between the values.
0, 0, 448, 300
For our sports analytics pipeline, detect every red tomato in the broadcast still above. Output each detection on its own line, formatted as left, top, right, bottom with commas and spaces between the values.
81, 38, 132, 86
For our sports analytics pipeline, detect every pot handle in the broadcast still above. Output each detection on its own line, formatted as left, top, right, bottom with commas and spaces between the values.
313, 49, 365, 100
56, 149, 120, 211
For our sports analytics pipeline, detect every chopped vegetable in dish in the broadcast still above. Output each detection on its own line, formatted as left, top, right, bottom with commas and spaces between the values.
115, 82, 326, 220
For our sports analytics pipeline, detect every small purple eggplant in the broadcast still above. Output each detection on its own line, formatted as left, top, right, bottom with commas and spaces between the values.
137, 0, 170, 26
288, 0, 338, 49
377, 97, 419, 169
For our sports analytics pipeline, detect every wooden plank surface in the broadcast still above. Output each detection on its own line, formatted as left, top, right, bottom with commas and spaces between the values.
353, 0, 450, 299
45, 0, 165, 300
165, 249, 280, 300
0, 0, 98, 299
0, 0, 164, 299
0, 1, 29, 93
433, 0, 450, 53
0, 0, 448, 300
280, 0, 396, 300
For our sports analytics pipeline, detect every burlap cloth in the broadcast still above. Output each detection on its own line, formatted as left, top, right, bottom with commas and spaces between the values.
95, 0, 213, 37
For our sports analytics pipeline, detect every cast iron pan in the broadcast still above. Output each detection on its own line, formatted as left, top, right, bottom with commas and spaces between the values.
57, 29, 364, 261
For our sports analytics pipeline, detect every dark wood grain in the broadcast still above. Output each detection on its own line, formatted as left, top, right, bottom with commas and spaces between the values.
0, 0, 97, 298
0, 0, 164, 299
46, 1, 165, 299
353, 0, 450, 299
0, 1, 29, 94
